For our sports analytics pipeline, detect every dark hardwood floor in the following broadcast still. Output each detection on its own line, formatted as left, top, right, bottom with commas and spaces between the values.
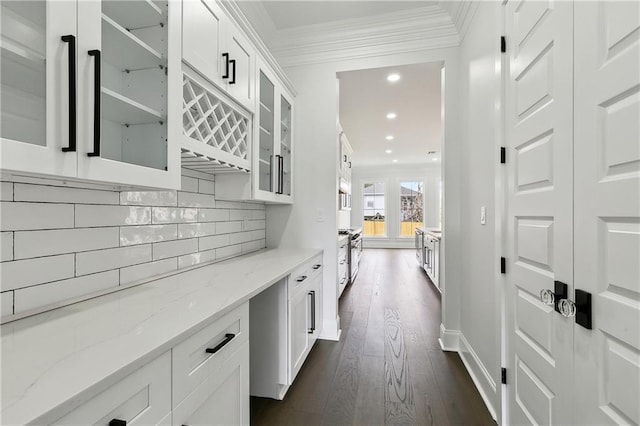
251, 248, 495, 426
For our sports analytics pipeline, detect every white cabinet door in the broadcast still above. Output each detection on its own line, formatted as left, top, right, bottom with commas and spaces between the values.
290, 284, 310, 380
182, 0, 225, 88
573, 2, 640, 424
173, 341, 250, 426
309, 275, 321, 346
505, 1, 575, 425
224, 22, 253, 112
76, 0, 181, 189
0, 0, 77, 178
276, 89, 294, 201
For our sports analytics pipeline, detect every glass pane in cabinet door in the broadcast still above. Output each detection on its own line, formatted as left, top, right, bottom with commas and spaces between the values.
258, 70, 274, 192
100, 0, 168, 170
280, 96, 292, 196
0, 1, 46, 146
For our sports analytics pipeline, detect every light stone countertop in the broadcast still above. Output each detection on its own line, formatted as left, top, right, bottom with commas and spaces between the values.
1, 247, 322, 425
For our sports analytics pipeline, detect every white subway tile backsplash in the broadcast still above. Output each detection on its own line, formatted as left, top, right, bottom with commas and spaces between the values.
251, 210, 266, 220
242, 202, 264, 210
215, 201, 244, 209
1, 202, 74, 231
178, 223, 216, 239
230, 231, 254, 245
1, 232, 13, 262
1, 291, 13, 316
120, 224, 178, 246
76, 245, 151, 276
15, 228, 119, 259
178, 249, 216, 269
14, 183, 119, 205
1, 182, 13, 201
181, 176, 199, 193
216, 244, 242, 259
216, 221, 243, 235
242, 240, 265, 252
120, 191, 177, 206
229, 209, 251, 221
198, 208, 229, 222
252, 230, 267, 240
152, 238, 198, 261
76, 205, 151, 227
120, 258, 177, 284
199, 234, 230, 251
152, 207, 198, 224
178, 191, 215, 208
1, 254, 75, 291
14, 271, 118, 314
245, 220, 266, 231
198, 179, 215, 195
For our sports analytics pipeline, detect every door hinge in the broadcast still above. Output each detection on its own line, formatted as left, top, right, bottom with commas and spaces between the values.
501, 367, 507, 384
500, 257, 506, 274
500, 147, 506, 164
500, 36, 506, 53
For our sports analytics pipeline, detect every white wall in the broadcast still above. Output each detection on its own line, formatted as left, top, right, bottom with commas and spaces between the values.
266, 47, 461, 342
455, 1, 502, 420
351, 165, 441, 248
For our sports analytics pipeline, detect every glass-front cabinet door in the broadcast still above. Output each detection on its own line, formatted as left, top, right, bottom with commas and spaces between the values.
0, 1, 77, 177
279, 93, 292, 197
257, 68, 275, 195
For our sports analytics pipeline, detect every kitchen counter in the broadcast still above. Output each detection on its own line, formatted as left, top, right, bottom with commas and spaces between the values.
1, 248, 322, 425
418, 227, 442, 240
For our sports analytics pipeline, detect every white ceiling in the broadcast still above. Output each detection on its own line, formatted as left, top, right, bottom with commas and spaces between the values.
339, 62, 442, 167
259, 1, 437, 30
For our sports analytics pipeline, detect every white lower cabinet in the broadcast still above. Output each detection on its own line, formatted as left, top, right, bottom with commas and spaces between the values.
52, 351, 171, 425
173, 341, 250, 426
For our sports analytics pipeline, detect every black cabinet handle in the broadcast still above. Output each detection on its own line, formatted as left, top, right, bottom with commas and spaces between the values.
61, 35, 76, 152
87, 50, 101, 157
278, 155, 284, 194
348, 161, 352, 168
296, 275, 307, 283
229, 59, 236, 84
109, 419, 126, 426
222, 52, 229, 79
312, 264, 321, 270
205, 333, 235, 354
308, 290, 316, 333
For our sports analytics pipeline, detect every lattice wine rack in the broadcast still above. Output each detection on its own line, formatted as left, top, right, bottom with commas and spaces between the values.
181, 70, 251, 173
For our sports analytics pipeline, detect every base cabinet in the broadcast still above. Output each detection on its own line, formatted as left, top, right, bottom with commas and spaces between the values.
173, 341, 250, 426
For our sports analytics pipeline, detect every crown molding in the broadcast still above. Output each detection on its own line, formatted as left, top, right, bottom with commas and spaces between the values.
268, 6, 460, 68
438, 1, 479, 43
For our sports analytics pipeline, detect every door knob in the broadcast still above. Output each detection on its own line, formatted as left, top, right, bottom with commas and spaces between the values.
558, 299, 577, 318
557, 290, 592, 329
539, 289, 555, 306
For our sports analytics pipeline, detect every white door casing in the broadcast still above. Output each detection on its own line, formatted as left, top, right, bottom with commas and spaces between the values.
573, 1, 640, 424
505, 0, 574, 424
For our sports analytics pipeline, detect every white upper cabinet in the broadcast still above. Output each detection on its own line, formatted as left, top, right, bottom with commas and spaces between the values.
182, 0, 254, 113
0, 0, 182, 190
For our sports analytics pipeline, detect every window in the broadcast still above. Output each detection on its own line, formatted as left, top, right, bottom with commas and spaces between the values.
363, 182, 385, 237
399, 181, 424, 237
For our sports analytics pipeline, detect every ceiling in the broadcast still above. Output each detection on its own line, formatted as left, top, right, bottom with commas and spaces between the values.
338, 62, 442, 167
259, 1, 437, 30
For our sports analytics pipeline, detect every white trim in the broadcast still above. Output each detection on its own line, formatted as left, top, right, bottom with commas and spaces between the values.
458, 333, 499, 421
269, 6, 459, 67
438, 1, 479, 43
438, 323, 460, 351
319, 315, 341, 341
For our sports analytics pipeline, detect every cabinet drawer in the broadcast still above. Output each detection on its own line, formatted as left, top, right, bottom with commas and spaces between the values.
308, 254, 323, 279
52, 351, 171, 425
172, 302, 249, 406
291, 255, 323, 293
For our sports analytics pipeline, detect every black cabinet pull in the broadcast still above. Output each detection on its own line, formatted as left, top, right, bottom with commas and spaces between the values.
296, 275, 307, 283
109, 419, 126, 426
308, 290, 316, 333
61, 35, 76, 152
87, 50, 101, 157
205, 333, 235, 354
229, 59, 236, 84
348, 161, 352, 168
278, 155, 284, 194
222, 52, 230, 79
312, 264, 321, 270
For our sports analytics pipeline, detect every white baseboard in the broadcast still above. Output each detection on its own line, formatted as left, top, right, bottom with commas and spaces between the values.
319, 316, 341, 341
458, 333, 499, 422
439, 323, 460, 351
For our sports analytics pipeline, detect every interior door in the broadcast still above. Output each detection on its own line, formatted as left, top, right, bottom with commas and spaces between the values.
573, 1, 640, 424
504, 1, 574, 424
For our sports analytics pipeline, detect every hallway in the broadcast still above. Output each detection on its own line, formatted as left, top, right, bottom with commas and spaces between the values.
252, 249, 495, 425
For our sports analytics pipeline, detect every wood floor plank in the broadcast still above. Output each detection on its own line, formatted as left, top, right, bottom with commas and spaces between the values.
353, 355, 385, 425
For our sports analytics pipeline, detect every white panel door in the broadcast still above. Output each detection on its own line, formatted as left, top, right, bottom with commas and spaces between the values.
505, 1, 574, 424
0, 0, 77, 177
573, 1, 640, 424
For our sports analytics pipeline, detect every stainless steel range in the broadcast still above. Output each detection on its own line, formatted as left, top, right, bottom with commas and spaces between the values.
338, 227, 363, 285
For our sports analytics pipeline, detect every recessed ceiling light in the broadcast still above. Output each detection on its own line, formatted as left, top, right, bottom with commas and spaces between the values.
392, 159, 398, 163
386, 135, 394, 141
385, 149, 392, 154
387, 73, 400, 82
386, 112, 397, 119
